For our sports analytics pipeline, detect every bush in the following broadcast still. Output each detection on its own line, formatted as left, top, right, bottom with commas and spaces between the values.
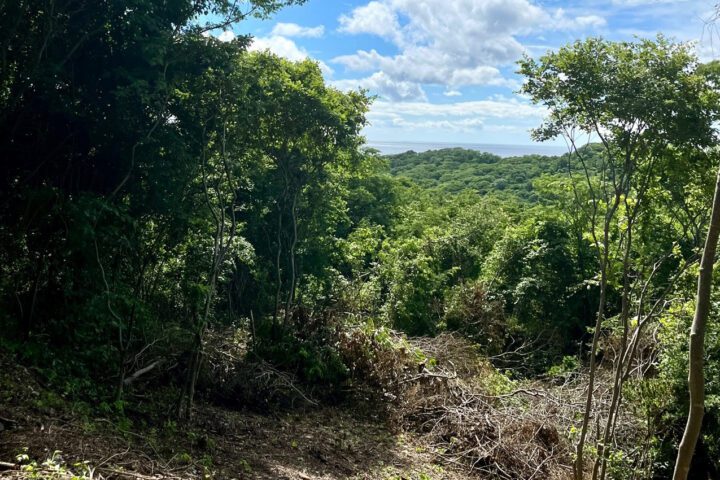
443, 281, 507, 355
253, 308, 349, 390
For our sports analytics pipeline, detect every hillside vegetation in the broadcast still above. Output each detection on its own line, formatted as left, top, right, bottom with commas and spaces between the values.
1, 2, 720, 479
388, 146, 602, 200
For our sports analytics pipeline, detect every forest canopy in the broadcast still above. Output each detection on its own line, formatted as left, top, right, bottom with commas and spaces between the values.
1, 2, 720, 479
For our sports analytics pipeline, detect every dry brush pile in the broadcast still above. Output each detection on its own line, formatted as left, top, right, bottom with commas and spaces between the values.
332, 328, 570, 478
199, 323, 649, 479
400, 334, 572, 479
339, 329, 648, 479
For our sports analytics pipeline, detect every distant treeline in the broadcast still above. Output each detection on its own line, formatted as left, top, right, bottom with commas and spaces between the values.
387, 144, 603, 200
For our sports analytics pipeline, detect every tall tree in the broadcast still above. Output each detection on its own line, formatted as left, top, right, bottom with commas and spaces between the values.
519, 36, 719, 479
673, 160, 720, 479
233, 53, 368, 323
672, 60, 720, 480
0, 0, 306, 401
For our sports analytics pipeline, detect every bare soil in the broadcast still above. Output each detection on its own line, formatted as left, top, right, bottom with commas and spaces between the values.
0, 355, 472, 480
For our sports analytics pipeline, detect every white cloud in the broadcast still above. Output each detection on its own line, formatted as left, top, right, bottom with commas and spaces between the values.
333, 48, 515, 89
270, 22, 325, 38
697, 40, 717, 63
611, 0, 688, 5
550, 9, 607, 29
250, 35, 306, 60
550, 8, 607, 29
338, 1, 403, 44
573, 15, 607, 28
249, 35, 333, 76
217, 30, 236, 42
385, 116, 486, 132
444, 90, 462, 97
364, 97, 546, 134
331, 72, 427, 101
333, 50, 383, 71
333, 0, 606, 91
371, 98, 545, 119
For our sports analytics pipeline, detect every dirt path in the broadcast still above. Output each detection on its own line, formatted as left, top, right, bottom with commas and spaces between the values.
0, 356, 471, 479
0, 404, 471, 479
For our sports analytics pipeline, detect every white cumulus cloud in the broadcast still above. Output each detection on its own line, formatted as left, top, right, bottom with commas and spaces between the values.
216, 30, 236, 42
364, 97, 546, 135
333, 0, 607, 92
338, 1, 403, 44
331, 72, 427, 101
270, 22, 325, 38
249, 35, 334, 76
371, 98, 546, 119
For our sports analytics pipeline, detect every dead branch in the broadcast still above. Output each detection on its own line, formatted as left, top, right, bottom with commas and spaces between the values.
123, 360, 164, 386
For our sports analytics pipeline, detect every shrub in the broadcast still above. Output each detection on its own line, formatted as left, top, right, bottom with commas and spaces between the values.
443, 281, 507, 355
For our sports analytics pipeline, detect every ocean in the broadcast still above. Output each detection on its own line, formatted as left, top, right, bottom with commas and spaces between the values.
367, 141, 567, 157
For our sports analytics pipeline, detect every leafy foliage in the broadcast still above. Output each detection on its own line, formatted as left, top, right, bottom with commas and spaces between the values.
2, 7, 720, 478
388, 147, 584, 200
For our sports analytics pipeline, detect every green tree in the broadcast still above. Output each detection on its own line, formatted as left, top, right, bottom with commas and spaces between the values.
0, 0, 309, 405
519, 36, 719, 479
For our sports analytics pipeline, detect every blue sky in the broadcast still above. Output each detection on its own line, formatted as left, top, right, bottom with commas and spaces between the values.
213, 0, 717, 146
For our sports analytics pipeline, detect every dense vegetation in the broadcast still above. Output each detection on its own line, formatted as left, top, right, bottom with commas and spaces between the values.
2, 2, 720, 479
387, 146, 602, 200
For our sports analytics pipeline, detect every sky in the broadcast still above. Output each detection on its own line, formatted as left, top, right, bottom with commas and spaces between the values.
212, 0, 718, 146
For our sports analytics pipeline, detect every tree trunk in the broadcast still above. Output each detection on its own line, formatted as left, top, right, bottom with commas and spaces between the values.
673, 164, 720, 480
575, 264, 607, 480
274, 194, 285, 324
598, 197, 638, 480
284, 190, 298, 323
575, 190, 621, 480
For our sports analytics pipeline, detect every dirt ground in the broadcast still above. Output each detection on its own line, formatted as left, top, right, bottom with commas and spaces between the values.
0, 356, 473, 480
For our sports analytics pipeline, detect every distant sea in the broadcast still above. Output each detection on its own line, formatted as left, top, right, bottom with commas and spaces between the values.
367, 141, 567, 157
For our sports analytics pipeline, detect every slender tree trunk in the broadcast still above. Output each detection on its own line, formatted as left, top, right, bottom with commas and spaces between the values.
596, 240, 632, 480
597, 210, 635, 480
575, 264, 608, 480
178, 317, 199, 418
273, 206, 283, 324
182, 321, 206, 419
27, 266, 42, 335
575, 191, 621, 480
284, 190, 298, 322
274, 171, 289, 325
673, 164, 720, 480
178, 120, 236, 419
179, 274, 216, 419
